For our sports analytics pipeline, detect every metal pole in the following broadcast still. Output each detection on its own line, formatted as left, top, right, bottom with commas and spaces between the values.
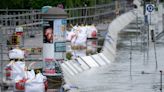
0, 25, 3, 91
130, 40, 132, 79
160, 70, 162, 92
143, 0, 146, 15
0, 44, 2, 91
147, 23, 149, 63
94, 0, 97, 22
136, 12, 139, 40
150, 12, 151, 25
151, 29, 158, 70
84, 4, 87, 24
154, 41, 158, 70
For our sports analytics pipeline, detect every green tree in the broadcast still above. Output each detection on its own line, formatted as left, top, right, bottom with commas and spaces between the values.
28, 0, 64, 9
0, 0, 22, 9
0, 0, 113, 9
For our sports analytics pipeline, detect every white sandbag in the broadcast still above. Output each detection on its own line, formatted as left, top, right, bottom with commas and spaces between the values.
71, 25, 78, 32
74, 32, 87, 46
86, 25, 97, 38
25, 73, 47, 92
10, 61, 26, 82
87, 40, 97, 53
71, 33, 77, 44
9, 48, 24, 59
66, 31, 76, 41
25, 70, 35, 80
80, 26, 87, 34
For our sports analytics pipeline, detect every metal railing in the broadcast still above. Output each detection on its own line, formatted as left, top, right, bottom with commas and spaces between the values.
0, 1, 133, 46
0, 0, 133, 51
0, 1, 132, 26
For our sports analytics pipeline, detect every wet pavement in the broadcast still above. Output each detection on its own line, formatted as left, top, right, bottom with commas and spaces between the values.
71, 37, 164, 92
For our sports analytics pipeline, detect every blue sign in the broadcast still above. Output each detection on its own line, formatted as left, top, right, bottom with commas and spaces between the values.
55, 42, 66, 52
146, 4, 154, 13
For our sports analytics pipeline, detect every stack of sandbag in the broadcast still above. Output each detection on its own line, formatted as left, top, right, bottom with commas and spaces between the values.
8, 48, 25, 81
25, 71, 47, 92
6, 48, 26, 91
66, 24, 97, 43
67, 26, 87, 46
73, 27, 87, 46
6, 48, 47, 92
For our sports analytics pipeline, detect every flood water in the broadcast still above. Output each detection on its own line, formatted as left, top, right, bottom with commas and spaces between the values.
71, 36, 164, 92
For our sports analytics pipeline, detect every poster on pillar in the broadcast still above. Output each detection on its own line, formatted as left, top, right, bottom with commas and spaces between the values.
42, 44, 56, 75
53, 19, 66, 61
43, 21, 54, 43
43, 20, 55, 75
53, 19, 66, 41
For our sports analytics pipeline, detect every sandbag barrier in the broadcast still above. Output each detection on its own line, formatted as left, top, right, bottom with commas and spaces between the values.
61, 9, 137, 91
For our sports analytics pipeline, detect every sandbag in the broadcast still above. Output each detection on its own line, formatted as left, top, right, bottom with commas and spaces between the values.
74, 32, 87, 46
79, 26, 87, 34
9, 48, 24, 59
10, 61, 26, 82
5, 65, 12, 80
25, 73, 47, 92
66, 31, 76, 41
7, 61, 26, 91
71, 25, 78, 32
14, 70, 35, 91
77, 26, 88, 44
86, 25, 97, 38
15, 78, 27, 91
25, 70, 35, 80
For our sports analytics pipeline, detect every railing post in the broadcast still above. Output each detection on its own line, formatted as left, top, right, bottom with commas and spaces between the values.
160, 70, 163, 92
0, 25, 3, 91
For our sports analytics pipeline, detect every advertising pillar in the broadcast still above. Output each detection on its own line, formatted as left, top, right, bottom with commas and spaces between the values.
42, 7, 67, 76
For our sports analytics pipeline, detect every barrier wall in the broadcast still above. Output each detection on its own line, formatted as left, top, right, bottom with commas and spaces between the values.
61, 10, 137, 91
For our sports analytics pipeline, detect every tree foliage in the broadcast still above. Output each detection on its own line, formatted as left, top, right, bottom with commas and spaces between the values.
0, 0, 113, 9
